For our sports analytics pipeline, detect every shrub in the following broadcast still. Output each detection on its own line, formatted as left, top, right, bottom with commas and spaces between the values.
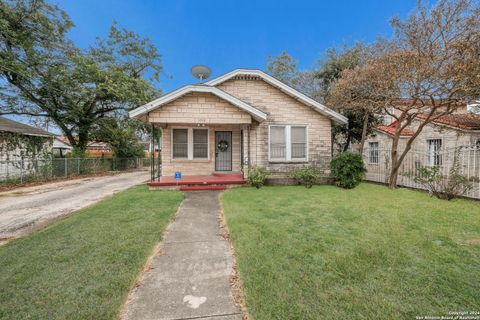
405, 150, 472, 200
247, 167, 268, 189
330, 152, 366, 189
290, 166, 321, 188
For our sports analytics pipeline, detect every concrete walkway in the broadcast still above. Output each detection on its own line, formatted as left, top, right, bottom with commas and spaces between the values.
0, 171, 150, 240
123, 191, 242, 320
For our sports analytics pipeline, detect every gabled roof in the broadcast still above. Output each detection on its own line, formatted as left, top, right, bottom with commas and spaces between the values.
0, 116, 55, 137
416, 113, 480, 131
374, 121, 415, 137
205, 68, 348, 124
129, 84, 267, 122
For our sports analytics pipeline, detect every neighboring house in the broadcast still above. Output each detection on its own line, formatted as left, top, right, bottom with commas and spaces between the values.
54, 137, 113, 157
129, 68, 347, 182
365, 113, 480, 167
86, 141, 113, 157
0, 116, 55, 180
53, 137, 73, 157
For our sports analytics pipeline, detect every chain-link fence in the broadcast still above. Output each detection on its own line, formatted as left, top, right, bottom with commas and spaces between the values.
0, 157, 150, 186
362, 145, 480, 199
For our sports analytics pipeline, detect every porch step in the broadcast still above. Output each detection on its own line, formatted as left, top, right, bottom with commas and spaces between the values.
147, 174, 246, 187
179, 185, 227, 191
212, 172, 244, 179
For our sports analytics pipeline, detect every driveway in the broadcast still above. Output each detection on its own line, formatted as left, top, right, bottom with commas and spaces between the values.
122, 191, 243, 320
0, 171, 150, 240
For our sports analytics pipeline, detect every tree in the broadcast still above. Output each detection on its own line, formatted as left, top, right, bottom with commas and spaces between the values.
0, 0, 162, 155
291, 70, 323, 102
95, 118, 145, 158
330, 0, 480, 188
266, 51, 298, 86
267, 52, 323, 100
317, 44, 381, 152
315, 45, 365, 102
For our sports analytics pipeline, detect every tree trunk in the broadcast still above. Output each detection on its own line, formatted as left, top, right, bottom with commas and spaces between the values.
388, 117, 430, 189
73, 127, 90, 157
388, 133, 401, 189
388, 161, 400, 188
343, 133, 351, 152
358, 111, 370, 153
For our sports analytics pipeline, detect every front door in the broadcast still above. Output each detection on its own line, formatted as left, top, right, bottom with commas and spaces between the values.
215, 131, 232, 171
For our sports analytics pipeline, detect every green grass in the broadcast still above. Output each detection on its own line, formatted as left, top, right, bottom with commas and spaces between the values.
222, 184, 480, 319
0, 186, 183, 320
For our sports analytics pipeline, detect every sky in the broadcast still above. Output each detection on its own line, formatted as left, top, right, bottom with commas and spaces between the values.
61, 0, 418, 93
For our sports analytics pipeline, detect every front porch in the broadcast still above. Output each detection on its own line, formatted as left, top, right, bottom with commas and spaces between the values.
148, 173, 246, 191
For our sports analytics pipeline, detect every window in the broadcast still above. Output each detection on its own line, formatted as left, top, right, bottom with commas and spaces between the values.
369, 142, 379, 164
269, 126, 286, 159
269, 125, 307, 161
172, 129, 188, 159
172, 128, 209, 160
427, 139, 442, 166
193, 129, 208, 159
291, 126, 307, 159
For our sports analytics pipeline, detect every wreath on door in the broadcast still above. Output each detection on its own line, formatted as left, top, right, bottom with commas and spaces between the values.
217, 140, 229, 152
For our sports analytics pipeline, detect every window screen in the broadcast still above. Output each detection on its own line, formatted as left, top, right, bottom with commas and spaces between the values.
291, 126, 307, 159
193, 129, 208, 159
270, 126, 286, 159
172, 129, 188, 159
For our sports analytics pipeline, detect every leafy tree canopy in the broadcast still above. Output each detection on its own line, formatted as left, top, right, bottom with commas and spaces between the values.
94, 118, 145, 158
0, 0, 162, 155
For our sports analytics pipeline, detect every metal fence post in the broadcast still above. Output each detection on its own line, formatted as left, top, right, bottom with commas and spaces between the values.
20, 157, 24, 184
64, 158, 67, 177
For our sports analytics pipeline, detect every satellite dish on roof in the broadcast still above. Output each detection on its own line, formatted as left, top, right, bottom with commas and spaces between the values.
191, 65, 212, 81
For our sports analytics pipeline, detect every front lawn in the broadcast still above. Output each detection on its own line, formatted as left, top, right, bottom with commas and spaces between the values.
223, 184, 480, 319
0, 186, 183, 320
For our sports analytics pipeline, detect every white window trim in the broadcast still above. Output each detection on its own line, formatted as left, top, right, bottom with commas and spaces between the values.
171, 127, 209, 161
268, 124, 308, 162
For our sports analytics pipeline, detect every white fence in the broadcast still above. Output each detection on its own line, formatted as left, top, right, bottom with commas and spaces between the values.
0, 157, 150, 185
362, 145, 480, 200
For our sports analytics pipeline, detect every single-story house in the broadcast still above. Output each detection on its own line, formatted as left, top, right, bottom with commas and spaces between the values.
0, 116, 55, 180
129, 68, 347, 186
86, 141, 113, 157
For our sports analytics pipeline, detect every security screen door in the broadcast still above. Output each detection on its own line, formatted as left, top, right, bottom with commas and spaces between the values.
215, 131, 232, 171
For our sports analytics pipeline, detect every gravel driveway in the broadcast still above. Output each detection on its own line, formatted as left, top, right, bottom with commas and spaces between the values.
0, 171, 150, 240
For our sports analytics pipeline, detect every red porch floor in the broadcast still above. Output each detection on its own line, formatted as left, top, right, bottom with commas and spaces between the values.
147, 173, 246, 188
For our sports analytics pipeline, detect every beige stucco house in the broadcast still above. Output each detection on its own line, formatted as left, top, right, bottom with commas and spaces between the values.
365, 113, 480, 165
129, 69, 347, 186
